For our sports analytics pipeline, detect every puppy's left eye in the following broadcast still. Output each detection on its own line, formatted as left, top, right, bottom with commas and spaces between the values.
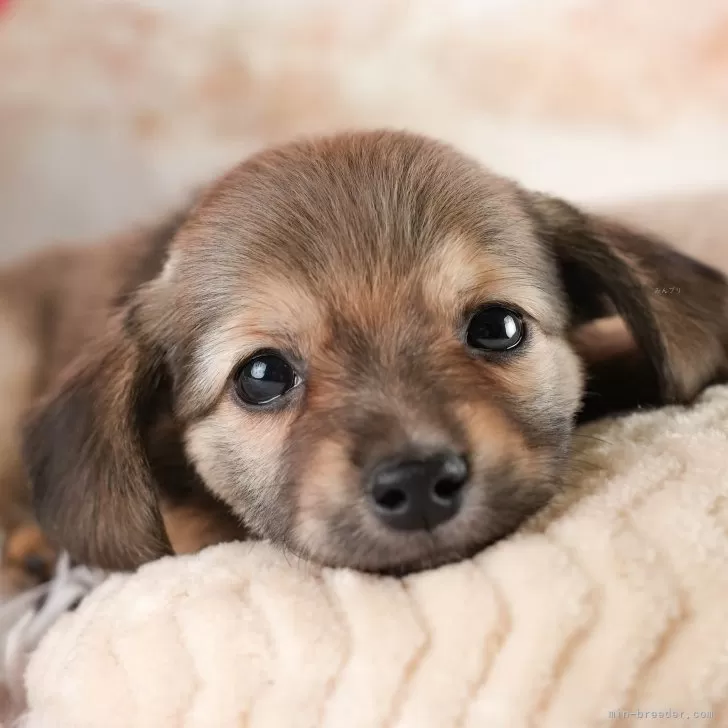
466, 305, 524, 351
234, 353, 300, 405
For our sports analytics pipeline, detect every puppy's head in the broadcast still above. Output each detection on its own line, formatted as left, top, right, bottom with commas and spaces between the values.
24, 131, 728, 573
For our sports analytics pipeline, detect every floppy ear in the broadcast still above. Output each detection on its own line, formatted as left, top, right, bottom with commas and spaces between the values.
528, 193, 728, 422
22, 314, 173, 570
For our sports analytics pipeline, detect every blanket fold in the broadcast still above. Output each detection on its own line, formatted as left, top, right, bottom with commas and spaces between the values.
15, 385, 728, 728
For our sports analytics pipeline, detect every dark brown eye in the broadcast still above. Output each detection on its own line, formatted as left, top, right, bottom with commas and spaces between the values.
234, 353, 299, 405
466, 306, 524, 351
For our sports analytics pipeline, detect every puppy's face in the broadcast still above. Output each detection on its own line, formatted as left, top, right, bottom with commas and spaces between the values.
142, 134, 582, 572
25, 131, 728, 573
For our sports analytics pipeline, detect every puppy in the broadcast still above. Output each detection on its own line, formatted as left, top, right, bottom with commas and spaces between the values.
1, 130, 727, 589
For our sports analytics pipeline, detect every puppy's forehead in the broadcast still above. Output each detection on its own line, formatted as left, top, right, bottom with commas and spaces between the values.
172, 132, 557, 312
159, 133, 565, 410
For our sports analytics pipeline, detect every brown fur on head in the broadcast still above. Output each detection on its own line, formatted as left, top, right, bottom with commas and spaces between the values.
21, 131, 728, 574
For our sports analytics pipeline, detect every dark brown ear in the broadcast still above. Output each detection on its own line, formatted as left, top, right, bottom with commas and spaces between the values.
529, 193, 728, 422
22, 315, 173, 570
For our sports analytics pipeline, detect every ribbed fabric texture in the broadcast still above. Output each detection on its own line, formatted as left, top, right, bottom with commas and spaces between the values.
19, 385, 728, 728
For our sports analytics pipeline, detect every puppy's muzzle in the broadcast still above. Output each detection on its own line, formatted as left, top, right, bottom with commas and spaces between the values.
366, 451, 469, 531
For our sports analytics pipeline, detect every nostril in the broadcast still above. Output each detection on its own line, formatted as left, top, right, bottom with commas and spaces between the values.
431, 453, 469, 504
372, 486, 408, 513
432, 476, 465, 504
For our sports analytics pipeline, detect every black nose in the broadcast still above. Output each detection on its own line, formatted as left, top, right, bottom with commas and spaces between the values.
367, 452, 469, 531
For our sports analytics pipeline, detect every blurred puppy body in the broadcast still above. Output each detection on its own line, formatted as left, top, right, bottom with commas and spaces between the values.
0, 227, 245, 594
1, 131, 727, 591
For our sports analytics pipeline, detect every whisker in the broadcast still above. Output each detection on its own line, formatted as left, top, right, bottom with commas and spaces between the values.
571, 432, 614, 446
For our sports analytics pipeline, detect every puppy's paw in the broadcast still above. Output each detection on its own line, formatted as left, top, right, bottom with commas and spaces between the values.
0, 522, 56, 598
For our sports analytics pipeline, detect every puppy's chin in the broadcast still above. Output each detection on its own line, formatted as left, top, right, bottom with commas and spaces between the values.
285, 476, 556, 575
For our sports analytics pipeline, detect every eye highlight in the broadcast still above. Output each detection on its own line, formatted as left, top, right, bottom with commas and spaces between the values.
466, 305, 525, 352
233, 352, 300, 405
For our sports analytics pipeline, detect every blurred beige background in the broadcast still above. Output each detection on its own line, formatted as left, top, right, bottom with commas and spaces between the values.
1, 0, 727, 260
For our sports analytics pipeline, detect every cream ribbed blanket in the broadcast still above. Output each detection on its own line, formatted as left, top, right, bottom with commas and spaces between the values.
15, 385, 728, 728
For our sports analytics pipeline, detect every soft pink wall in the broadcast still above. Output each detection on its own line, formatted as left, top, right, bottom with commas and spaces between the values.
1, 0, 727, 258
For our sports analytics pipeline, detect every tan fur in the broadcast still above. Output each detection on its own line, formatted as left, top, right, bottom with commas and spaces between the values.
0, 306, 38, 532
161, 502, 243, 556
2, 131, 727, 583
570, 316, 636, 365
184, 398, 293, 519
0, 523, 55, 597
292, 438, 356, 561
185, 279, 324, 418
424, 234, 564, 330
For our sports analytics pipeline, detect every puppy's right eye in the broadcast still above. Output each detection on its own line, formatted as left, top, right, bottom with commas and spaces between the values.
234, 353, 299, 405
466, 305, 525, 352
